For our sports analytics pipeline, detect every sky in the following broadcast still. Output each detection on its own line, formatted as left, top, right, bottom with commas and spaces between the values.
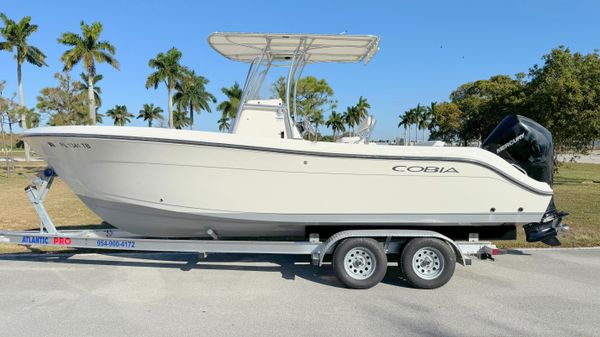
1, 0, 599, 139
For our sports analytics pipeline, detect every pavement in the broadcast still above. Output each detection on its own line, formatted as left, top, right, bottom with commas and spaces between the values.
1, 249, 599, 337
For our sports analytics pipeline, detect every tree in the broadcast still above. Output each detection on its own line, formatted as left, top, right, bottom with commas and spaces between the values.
0, 84, 33, 150
325, 111, 345, 140
1, 81, 19, 160
342, 106, 357, 136
271, 76, 335, 121
399, 106, 420, 144
428, 102, 463, 143
217, 82, 242, 129
174, 69, 216, 130
36, 72, 93, 125
355, 96, 370, 121
173, 109, 190, 129
412, 103, 426, 143
75, 72, 102, 109
24, 107, 40, 128
348, 96, 371, 137
402, 108, 418, 145
146, 47, 184, 129
0, 80, 6, 111
310, 110, 324, 141
137, 103, 163, 127
218, 116, 230, 132
0, 13, 48, 161
420, 102, 436, 142
450, 75, 525, 143
1, 94, 21, 174
0, 81, 10, 170
58, 20, 119, 125
398, 111, 411, 145
106, 104, 132, 126
525, 46, 600, 159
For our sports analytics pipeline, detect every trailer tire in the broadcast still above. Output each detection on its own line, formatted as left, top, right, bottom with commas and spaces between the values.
400, 238, 455, 289
333, 238, 387, 289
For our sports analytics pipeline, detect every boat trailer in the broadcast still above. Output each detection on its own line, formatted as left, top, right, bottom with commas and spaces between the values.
0, 169, 501, 289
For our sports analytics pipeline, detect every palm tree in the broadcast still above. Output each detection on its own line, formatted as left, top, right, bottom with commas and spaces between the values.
174, 69, 216, 130
173, 110, 190, 129
146, 47, 184, 129
354, 96, 370, 122
398, 112, 410, 145
217, 82, 242, 128
58, 20, 119, 125
218, 115, 230, 132
403, 108, 418, 145
0, 13, 48, 161
326, 111, 346, 140
310, 111, 325, 141
76, 72, 102, 109
342, 106, 357, 136
106, 104, 132, 126
412, 104, 426, 144
420, 102, 437, 142
137, 103, 163, 127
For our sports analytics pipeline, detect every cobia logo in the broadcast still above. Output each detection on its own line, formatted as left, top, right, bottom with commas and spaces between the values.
392, 165, 459, 173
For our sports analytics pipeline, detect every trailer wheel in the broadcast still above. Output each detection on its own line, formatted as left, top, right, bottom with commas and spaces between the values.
400, 238, 456, 289
333, 238, 387, 289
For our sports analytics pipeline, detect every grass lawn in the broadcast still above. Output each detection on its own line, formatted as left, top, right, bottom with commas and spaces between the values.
1, 148, 26, 153
0, 161, 598, 253
0, 162, 101, 253
498, 162, 600, 248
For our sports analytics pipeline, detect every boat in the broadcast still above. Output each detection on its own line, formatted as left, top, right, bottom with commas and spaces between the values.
22, 33, 567, 245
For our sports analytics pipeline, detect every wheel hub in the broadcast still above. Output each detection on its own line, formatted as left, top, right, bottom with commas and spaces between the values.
352, 256, 366, 268
412, 247, 445, 280
420, 256, 433, 268
344, 247, 376, 280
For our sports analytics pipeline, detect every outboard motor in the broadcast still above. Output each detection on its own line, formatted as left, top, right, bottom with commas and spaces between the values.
482, 115, 568, 246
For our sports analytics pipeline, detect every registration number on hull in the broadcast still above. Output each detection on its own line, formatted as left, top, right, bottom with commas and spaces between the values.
48, 142, 92, 150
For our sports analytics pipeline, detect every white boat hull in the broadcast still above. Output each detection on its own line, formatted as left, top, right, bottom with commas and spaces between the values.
23, 126, 554, 238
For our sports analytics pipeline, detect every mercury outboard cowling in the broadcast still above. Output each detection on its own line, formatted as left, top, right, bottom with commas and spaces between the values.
482, 115, 568, 246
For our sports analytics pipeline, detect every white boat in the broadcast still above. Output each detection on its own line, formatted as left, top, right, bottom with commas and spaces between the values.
23, 33, 566, 244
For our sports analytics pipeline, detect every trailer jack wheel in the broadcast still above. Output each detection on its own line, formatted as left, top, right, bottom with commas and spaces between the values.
400, 238, 456, 289
333, 238, 387, 289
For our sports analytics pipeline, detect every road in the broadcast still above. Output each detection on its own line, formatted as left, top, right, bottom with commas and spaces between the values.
1, 249, 599, 337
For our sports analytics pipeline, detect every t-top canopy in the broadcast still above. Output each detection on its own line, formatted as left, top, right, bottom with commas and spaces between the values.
208, 32, 380, 64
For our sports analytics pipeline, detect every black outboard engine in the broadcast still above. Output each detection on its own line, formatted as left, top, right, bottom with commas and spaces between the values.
482, 115, 568, 246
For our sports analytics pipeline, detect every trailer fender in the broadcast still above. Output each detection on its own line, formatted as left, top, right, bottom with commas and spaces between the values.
313, 229, 470, 267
